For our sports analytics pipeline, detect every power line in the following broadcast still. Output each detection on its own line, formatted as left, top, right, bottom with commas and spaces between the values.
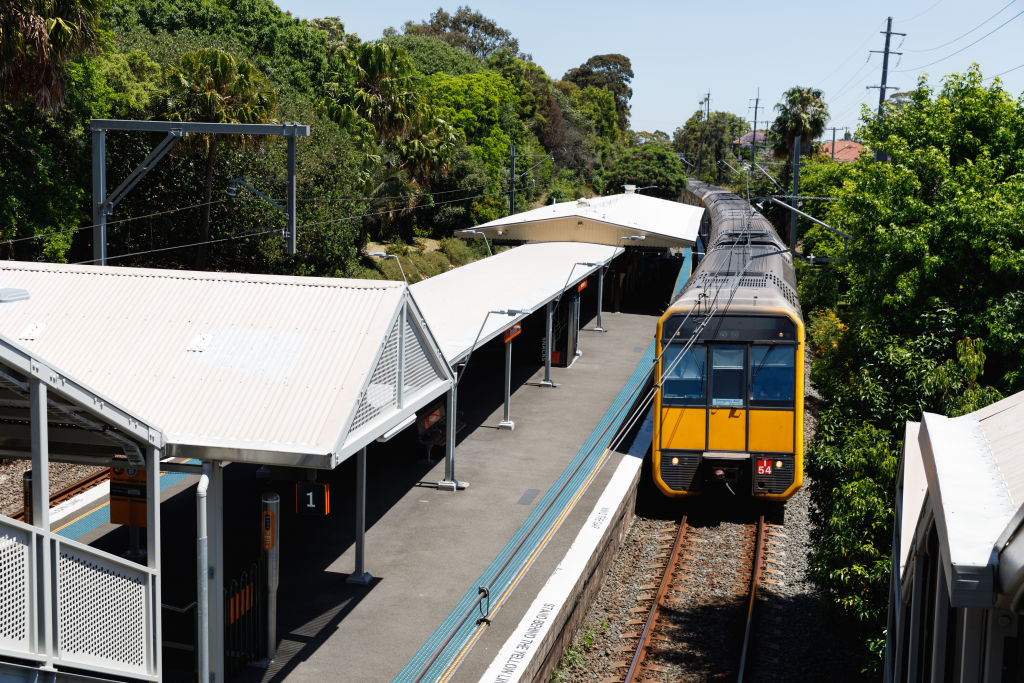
987, 62, 1024, 79
905, 0, 1015, 52
895, 9, 1024, 71
899, 0, 946, 24
74, 227, 281, 265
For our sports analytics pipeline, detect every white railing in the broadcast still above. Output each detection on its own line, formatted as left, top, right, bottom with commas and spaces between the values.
0, 515, 158, 681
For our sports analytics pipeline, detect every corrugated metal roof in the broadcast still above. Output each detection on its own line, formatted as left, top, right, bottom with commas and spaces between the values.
410, 242, 622, 363
454, 192, 702, 248
0, 262, 446, 466
976, 391, 1024, 507
899, 421, 925, 577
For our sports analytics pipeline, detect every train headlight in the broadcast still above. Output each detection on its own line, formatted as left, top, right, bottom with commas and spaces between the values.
671, 457, 679, 465
776, 460, 783, 469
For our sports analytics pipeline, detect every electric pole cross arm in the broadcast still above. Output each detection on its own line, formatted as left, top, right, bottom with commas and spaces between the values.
90, 119, 310, 265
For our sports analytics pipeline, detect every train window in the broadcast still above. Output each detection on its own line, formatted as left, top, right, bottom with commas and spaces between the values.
749, 345, 796, 406
661, 345, 706, 405
711, 346, 745, 407
665, 315, 796, 342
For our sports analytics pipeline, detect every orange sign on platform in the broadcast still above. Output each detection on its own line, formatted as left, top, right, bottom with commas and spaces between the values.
577, 279, 588, 293
503, 323, 522, 343
110, 467, 147, 527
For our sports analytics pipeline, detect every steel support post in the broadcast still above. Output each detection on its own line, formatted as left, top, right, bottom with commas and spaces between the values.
438, 385, 467, 490
540, 301, 556, 387
146, 445, 162, 677
286, 136, 297, 255
789, 135, 800, 251
347, 447, 373, 584
30, 380, 54, 667
498, 340, 514, 430
196, 467, 210, 683
593, 267, 607, 332
207, 464, 225, 682
92, 129, 107, 265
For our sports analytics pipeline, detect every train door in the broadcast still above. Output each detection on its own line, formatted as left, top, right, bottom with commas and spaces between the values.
708, 345, 746, 451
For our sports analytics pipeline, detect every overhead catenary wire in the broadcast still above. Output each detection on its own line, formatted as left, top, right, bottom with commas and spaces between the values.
895, 8, 1024, 72
904, 0, 1016, 52
74, 227, 281, 265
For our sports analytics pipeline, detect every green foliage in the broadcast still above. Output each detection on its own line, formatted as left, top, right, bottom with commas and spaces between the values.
571, 86, 619, 144
603, 144, 687, 199
383, 33, 481, 76
803, 66, 1023, 673
770, 85, 829, 158
402, 6, 521, 59
562, 53, 633, 131
672, 109, 748, 184
1, 0, 107, 112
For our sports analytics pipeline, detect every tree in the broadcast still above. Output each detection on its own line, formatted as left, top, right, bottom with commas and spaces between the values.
601, 144, 686, 200
562, 54, 633, 131
770, 85, 828, 159
672, 110, 748, 184
384, 33, 482, 75
801, 66, 1022, 673
402, 6, 521, 59
1, 0, 105, 112
161, 48, 277, 267
571, 86, 619, 144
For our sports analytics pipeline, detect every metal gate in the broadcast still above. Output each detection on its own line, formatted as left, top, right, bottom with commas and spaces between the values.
224, 560, 266, 674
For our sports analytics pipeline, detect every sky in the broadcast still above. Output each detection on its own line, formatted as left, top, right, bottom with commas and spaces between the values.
276, 1, 1024, 139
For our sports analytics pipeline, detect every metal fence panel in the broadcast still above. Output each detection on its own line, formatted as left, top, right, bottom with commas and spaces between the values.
0, 520, 33, 658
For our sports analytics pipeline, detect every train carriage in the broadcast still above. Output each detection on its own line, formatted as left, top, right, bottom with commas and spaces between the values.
653, 181, 805, 500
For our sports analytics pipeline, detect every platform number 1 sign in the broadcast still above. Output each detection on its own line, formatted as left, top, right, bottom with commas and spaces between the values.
295, 481, 331, 516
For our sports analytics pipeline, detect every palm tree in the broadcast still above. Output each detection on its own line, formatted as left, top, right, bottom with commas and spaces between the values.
770, 86, 829, 159
161, 48, 276, 267
0, 0, 105, 112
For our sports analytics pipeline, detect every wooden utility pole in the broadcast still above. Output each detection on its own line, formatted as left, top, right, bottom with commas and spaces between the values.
868, 17, 905, 161
749, 89, 763, 167
509, 143, 516, 216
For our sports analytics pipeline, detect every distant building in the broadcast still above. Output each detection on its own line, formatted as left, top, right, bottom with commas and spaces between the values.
731, 131, 767, 149
820, 140, 864, 162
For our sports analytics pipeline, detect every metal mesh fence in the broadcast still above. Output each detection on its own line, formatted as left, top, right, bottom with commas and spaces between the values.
0, 524, 31, 654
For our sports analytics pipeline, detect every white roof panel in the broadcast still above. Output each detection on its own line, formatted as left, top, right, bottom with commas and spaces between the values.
455, 192, 703, 248
410, 242, 622, 363
899, 421, 925, 578
0, 262, 448, 466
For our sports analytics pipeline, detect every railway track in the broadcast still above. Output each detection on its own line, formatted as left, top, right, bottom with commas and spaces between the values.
607, 513, 768, 682
12, 467, 111, 522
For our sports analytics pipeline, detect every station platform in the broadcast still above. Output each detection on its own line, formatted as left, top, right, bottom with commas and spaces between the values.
251, 307, 657, 682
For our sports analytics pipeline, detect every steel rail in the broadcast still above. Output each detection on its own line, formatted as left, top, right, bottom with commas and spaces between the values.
625, 515, 689, 683
12, 467, 112, 522
737, 515, 767, 682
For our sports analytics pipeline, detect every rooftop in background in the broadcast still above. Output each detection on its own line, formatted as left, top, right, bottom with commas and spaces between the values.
411, 242, 622, 364
455, 192, 702, 249
820, 140, 865, 162
731, 131, 767, 148
0, 262, 452, 469
900, 390, 1024, 609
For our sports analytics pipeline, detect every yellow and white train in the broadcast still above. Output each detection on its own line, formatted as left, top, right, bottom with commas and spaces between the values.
653, 181, 804, 501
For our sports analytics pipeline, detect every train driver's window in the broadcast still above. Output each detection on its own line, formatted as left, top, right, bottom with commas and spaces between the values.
750, 344, 795, 406
662, 345, 705, 405
710, 346, 745, 407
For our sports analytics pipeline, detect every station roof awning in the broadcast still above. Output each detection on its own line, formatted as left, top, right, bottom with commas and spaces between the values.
0, 334, 162, 466
0, 262, 453, 469
410, 242, 621, 364
454, 192, 704, 248
910, 391, 1024, 608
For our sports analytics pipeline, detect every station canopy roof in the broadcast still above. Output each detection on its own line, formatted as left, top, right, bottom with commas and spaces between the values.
900, 390, 1024, 609
0, 262, 453, 469
454, 192, 703, 249
410, 242, 622, 364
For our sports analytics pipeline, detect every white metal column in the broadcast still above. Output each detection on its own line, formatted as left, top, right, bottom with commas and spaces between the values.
438, 386, 467, 490
498, 338, 514, 430
347, 447, 372, 584
30, 379, 54, 669
540, 301, 556, 387
146, 445, 162, 677
593, 266, 607, 332
206, 463, 225, 682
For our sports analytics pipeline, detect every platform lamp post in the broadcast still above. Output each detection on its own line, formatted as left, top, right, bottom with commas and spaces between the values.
368, 252, 408, 284
462, 229, 492, 257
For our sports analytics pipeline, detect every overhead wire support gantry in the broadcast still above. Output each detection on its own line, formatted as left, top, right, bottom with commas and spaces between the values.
90, 119, 310, 265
